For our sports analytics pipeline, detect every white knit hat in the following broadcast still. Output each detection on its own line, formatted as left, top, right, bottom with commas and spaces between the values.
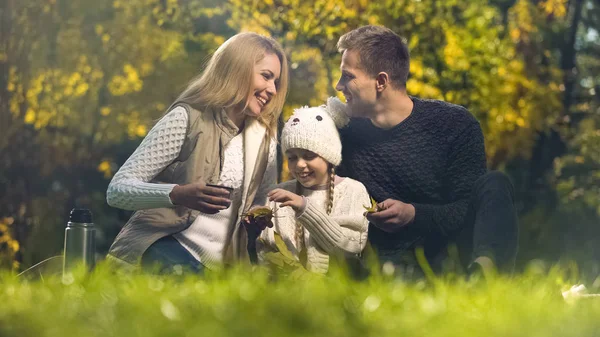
281, 99, 345, 166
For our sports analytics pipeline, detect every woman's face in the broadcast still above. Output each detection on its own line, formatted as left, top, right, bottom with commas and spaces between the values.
245, 53, 281, 117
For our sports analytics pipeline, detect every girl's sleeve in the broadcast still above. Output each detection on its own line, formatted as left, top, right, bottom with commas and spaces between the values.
297, 181, 370, 255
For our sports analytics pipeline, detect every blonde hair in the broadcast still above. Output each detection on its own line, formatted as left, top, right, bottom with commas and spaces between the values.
294, 164, 336, 264
175, 32, 289, 135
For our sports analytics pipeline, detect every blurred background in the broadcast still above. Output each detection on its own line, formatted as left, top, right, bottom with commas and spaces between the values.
0, 0, 599, 275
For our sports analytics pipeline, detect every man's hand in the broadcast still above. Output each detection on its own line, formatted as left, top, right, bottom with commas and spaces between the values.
366, 199, 415, 232
267, 189, 304, 211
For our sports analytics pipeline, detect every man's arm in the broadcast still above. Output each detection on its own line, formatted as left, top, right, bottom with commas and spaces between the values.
367, 120, 486, 235
411, 120, 487, 234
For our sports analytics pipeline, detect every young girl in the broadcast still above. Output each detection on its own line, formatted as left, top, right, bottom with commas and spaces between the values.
105, 32, 288, 273
255, 98, 370, 274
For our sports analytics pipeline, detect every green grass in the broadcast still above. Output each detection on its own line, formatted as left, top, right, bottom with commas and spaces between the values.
0, 262, 599, 337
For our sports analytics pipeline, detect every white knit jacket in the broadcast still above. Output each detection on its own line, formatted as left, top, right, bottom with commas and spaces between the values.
258, 178, 370, 273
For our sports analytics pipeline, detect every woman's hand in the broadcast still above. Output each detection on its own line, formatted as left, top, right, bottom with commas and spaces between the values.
268, 189, 304, 212
169, 181, 231, 214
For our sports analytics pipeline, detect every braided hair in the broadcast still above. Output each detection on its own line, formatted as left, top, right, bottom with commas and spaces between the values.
294, 164, 336, 252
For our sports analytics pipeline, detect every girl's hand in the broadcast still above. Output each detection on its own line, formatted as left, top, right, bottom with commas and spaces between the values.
268, 189, 304, 211
242, 206, 274, 231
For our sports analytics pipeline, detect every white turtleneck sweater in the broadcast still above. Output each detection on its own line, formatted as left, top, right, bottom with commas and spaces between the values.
258, 177, 370, 274
106, 107, 277, 269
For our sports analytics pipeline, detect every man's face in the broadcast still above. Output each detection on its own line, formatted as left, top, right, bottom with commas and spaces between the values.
335, 49, 377, 118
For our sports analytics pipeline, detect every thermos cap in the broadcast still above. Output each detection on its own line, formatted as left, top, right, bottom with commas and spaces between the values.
69, 208, 93, 223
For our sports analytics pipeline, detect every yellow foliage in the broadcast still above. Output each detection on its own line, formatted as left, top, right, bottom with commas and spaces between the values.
411, 59, 425, 78
160, 38, 185, 61
140, 62, 154, 76
509, 0, 538, 43
136, 124, 148, 137
67, 72, 82, 86
406, 79, 443, 100
95, 24, 104, 35
24, 109, 36, 124
0, 217, 20, 271
285, 31, 297, 41
498, 67, 507, 77
10, 241, 19, 252
98, 160, 113, 178
74, 83, 89, 97
108, 64, 143, 96
539, 0, 568, 18
443, 31, 470, 71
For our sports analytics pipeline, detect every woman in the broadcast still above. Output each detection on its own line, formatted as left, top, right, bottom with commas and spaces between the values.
106, 32, 289, 273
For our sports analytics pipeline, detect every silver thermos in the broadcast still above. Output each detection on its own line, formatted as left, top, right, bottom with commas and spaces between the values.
63, 208, 96, 274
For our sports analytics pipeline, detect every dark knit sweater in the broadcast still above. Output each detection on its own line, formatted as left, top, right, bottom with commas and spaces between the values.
338, 97, 487, 260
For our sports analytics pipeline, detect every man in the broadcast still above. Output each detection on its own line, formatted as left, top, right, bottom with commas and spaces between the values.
335, 25, 518, 277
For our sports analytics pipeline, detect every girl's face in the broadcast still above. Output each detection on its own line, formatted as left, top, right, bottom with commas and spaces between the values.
286, 148, 330, 188
245, 53, 281, 118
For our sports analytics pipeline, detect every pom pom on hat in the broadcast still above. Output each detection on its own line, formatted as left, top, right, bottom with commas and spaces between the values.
324, 97, 349, 128
281, 104, 342, 166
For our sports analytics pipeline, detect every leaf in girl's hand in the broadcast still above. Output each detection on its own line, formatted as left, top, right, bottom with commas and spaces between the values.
242, 206, 276, 229
245, 206, 275, 218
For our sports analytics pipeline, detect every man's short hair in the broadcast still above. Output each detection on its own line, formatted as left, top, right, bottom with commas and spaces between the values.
337, 25, 410, 89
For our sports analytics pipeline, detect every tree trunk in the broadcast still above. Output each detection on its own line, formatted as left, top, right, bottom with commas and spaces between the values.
522, 0, 584, 213
0, 0, 12, 150
561, 0, 584, 119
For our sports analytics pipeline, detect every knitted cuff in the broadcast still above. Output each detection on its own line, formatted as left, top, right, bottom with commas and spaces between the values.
295, 195, 308, 217
411, 203, 434, 231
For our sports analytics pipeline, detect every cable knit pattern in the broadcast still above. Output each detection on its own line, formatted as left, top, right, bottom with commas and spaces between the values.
259, 178, 370, 274
174, 133, 245, 270
252, 138, 278, 208
106, 107, 188, 210
174, 135, 278, 270
338, 97, 487, 256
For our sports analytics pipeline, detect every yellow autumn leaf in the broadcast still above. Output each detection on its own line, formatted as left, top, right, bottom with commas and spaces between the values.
136, 125, 148, 137
98, 160, 112, 178
363, 197, 379, 213
24, 109, 35, 124
74, 83, 89, 96
10, 240, 19, 252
